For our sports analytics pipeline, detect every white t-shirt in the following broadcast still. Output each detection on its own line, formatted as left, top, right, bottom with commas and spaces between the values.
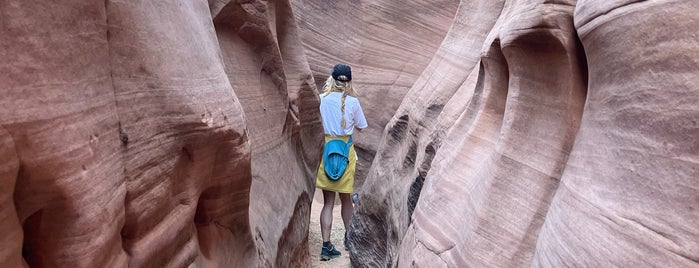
320, 92, 368, 136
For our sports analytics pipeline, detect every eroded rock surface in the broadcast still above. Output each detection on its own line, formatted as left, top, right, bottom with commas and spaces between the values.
210, 1, 324, 267
1, 0, 697, 267
532, 1, 699, 266
348, 0, 699, 267
1, 0, 319, 267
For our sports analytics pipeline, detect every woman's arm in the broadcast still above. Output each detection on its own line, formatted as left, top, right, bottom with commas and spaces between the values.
353, 99, 368, 131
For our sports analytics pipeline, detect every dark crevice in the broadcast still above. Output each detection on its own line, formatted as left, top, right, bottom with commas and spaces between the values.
402, 141, 418, 170
419, 141, 438, 179
407, 174, 424, 224
574, 30, 589, 96
407, 140, 439, 224
425, 103, 445, 119
388, 114, 409, 143
21, 206, 43, 267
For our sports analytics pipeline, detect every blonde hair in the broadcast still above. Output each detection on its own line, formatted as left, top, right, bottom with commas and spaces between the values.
322, 76, 358, 128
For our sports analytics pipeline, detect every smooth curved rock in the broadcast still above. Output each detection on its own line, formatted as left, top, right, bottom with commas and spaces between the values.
348, 0, 698, 267
532, 1, 699, 266
211, 0, 323, 266
1, 1, 130, 266
109, 1, 258, 267
2, 0, 697, 267
348, 0, 511, 266
1, 0, 319, 266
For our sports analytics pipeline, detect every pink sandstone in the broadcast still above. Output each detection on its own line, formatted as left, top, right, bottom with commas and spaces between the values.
348, 0, 699, 267
1, 0, 697, 267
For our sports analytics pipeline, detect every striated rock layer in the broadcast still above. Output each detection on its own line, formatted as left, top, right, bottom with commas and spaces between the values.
348, 0, 699, 267
533, 1, 699, 266
209, 0, 324, 267
2, 0, 697, 267
291, 0, 458, 186
1, 0, 320, 267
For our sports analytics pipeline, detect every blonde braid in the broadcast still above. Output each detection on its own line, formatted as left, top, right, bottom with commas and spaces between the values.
341, 91, 348, 128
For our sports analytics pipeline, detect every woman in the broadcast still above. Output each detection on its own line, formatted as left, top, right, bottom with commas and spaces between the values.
316, 64, 368, 261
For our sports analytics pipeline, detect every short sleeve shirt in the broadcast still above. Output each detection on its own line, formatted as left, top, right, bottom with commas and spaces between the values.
319, 92, 368, 136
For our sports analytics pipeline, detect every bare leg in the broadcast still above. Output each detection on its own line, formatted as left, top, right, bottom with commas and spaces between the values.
320, 190, 336, 243
339, 193, 353, 230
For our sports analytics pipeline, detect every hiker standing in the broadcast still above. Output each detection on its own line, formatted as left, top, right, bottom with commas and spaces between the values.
315, 64, 368, 261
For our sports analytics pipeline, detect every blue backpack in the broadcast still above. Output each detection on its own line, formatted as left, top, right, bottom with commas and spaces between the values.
323, 136, 353, 181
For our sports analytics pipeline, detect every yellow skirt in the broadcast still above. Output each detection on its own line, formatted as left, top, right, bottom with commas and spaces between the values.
316, 135, 356, 194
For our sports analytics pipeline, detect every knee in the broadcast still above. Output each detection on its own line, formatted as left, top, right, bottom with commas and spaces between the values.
339, 194, 352, 205
322, 202, 335, 210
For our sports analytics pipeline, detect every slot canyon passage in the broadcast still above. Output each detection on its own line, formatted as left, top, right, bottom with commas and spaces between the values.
0, 0, 697, 267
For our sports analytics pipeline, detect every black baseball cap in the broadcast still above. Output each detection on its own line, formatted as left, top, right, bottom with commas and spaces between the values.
332, 64, 352, 82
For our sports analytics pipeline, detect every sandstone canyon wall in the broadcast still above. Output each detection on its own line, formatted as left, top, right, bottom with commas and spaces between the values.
348, 0, 699, 267
1, 0, 697, 267
1, 0, 320, 267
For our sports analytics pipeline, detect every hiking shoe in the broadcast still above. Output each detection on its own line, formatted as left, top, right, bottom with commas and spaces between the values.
320, 243, 341, 261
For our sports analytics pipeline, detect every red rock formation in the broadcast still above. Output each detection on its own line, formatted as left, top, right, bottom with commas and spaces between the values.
2, 1, 131, 266
1, 0, 319, 266
109, 1, 259, 267
2, 0, 697, 267
348, 0, 698, 267
533, 1, 699, 266
210, 0, 323, 267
